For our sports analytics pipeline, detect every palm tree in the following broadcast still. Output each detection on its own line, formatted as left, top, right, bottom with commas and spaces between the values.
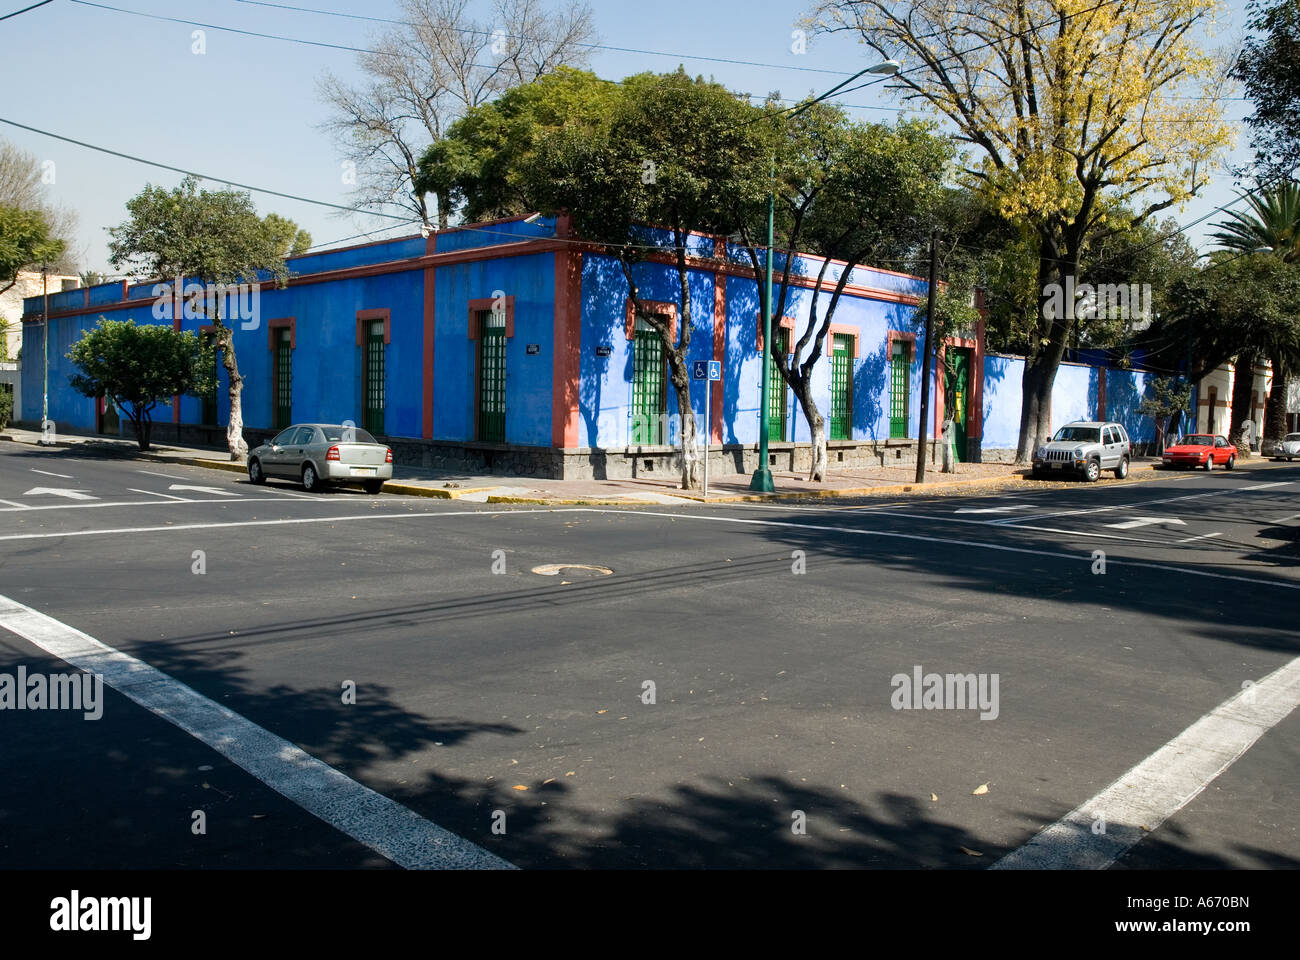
1210, 182, 1300, 449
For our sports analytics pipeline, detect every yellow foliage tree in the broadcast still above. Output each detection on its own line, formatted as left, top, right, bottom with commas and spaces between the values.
807, 0, 1235, 459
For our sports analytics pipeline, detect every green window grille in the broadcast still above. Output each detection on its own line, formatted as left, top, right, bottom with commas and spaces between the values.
477, 310, 507, 442
889, 340, 909, 439
201, 332, 218, 426
830, 333, 853, 441
363, 320, 385, 437
767, 327, 788, 442
631, 319, 666, 445
273, 328, 292, 430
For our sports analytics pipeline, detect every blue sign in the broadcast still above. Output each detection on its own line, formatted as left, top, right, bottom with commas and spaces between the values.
693, 360, 723, 381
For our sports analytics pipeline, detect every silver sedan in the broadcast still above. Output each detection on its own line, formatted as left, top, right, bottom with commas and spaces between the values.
247, 423, 393, 493
1271, 433, 1300, 461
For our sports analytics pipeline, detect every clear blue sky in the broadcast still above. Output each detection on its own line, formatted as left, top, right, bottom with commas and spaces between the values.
0, 0, 1256, 274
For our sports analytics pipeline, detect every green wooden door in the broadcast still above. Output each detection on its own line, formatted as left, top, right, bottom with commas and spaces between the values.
363, 320, 385, 436
767, 327, 788, 442
945, 348, 970, 461
889, 340, 909, 438
273, 328, 292, 430
631, 321, 666, 444
477, 311, 506, 442
830, 333, 853, 440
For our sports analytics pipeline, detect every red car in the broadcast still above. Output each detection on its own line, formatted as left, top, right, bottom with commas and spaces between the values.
1161, 434, 1237, 471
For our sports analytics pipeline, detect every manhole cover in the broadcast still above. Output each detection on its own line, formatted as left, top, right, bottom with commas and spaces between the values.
530, 563, 613, 578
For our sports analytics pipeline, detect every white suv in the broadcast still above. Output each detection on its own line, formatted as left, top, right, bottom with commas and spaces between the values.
1032, 421, 1132, 482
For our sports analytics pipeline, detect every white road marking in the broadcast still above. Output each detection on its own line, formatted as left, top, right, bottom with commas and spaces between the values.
135, 469, 189, 480
127, 488, 189, 502
0, 498, 30, 509
954, 505, 1031, 514
993, 655, 1300, 870
1248, 481, 1292, 491
1274, 512, 1300, 524
22, 486, 96, 501
0, 592, 514, 871
0, 497, 294, 513
30, 468, 74, 479
1177, 531, 1222, 544
992, 489, 1228, 525
1106, 516, 1187, 530
168, 484, 239, 497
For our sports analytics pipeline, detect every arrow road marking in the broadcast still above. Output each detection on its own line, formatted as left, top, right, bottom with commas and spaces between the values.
1105, 516, 1187, 530
168, 484, 239, 497
30, 468, 74, 478
22, 487, 97, 500
127, 488, 190, 502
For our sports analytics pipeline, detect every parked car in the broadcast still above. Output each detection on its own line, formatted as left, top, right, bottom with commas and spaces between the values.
1032, 421, 1132, 481
1267, 432, 1300, 461
247, 423, 393, 493
1160, 434, 1236, 471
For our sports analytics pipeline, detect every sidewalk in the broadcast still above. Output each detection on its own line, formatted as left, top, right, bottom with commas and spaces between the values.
0, 425, 1176, 504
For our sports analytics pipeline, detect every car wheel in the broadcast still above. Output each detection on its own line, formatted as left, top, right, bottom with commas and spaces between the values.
1114, 456, 1129, 479
1205, 455, 1214, 471
247, 458, 265, 485
301, 463, 326, 493
363, 480, 384, 495
1084, 458, 1100, 482
1226, 455, 1235, 470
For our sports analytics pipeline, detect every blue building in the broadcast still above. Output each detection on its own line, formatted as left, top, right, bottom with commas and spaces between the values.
22, 214, 986, 478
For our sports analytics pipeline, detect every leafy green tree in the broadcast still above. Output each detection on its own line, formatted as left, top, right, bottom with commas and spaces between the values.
66, 318, 214, 450
1233, 0, 1300, 182
107, 177, 309, 460
525, 69, 769, 489
734, 105, 953, 479
0, 382, 12, 430
1139, 377, 1193, 452
0, 204, 64, 296
1211, 182, 1300, 445
417, 67, 620, 223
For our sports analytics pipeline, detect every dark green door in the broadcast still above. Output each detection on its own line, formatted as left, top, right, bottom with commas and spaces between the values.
273, 328, 292, 430
477, 311, 506, 442
829, 333, 852, 440
631, 321, 666, 444
363, 320, 385, 436
201, 332, 219, 425
889, 340, 909, 439
945, 348, 970, 461
767, 327, 788, 442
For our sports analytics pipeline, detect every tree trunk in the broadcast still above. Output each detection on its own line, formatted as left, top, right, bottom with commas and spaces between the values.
128, 410, 152, 451
1014, 236, 1075, 463
1264, 353, 1289, 450
666, 355, 701, 489
217, 320, 248, 461
1229, 349, 1257, 457
792, 381, 827, 482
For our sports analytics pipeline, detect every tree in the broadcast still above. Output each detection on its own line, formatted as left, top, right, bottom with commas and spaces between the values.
107, 177, 310, 461
78, 270, 108, 288
1233, 0, 1300, 182
1139, 376, 1193, 452
417, 67, 619, 223
66, 319, 213, 451
733, 105, 953, 480
318, 0, 596, 229
808, 0, 1234, 462
0, 381, 11, 430
0, 204, 64, 296
526, 69, 769, 489
1210, 182, 1300, 446
0, 139, 78, 272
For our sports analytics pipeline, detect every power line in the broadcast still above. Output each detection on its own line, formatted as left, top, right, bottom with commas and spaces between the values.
0, 115, 412, 221
0, 0, 52, 22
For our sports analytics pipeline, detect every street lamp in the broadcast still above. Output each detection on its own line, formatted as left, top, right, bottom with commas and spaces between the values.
750, 59, 900, 492
39, 260, 51, 446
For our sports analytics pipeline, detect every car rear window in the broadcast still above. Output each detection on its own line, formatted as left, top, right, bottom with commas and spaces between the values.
1182, 435, 1213, 445
321, 426, 377, 444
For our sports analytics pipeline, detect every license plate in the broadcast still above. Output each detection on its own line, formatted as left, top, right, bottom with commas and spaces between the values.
351, 466, 377, 476
1051, 462, 1062, 469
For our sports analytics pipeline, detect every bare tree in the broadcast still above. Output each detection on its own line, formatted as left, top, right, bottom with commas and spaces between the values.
317, 0, 595, 229
0, 138, 80, 272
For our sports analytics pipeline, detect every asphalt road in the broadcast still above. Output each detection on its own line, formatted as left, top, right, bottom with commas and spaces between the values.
0, 441, 1296, 869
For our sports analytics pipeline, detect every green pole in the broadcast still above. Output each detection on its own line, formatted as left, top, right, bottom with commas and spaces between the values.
41, 261, 50, 444
750, 154, 776, 493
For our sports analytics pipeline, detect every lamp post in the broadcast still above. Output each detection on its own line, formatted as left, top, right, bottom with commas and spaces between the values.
750, 59, 900, 492
40, 260, 50, 445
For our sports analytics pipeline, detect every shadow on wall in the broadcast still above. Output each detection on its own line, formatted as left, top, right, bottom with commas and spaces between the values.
726, 280, 761, 446
578, 262, 632, 473
854, 342, 888, 441
1104, 368, 1156, 445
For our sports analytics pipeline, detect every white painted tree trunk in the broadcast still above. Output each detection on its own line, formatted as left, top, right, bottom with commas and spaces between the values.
218, 321, 247, 461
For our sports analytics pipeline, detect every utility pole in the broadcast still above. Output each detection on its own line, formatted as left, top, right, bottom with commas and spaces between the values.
40, 261, 51, 445
915, 230, 938, 483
